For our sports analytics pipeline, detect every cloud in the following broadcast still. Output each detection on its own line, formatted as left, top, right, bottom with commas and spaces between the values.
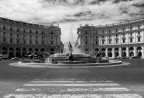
0, 0, 143, 42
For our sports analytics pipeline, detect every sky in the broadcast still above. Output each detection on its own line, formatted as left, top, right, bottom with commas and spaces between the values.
0, 0, 144, 43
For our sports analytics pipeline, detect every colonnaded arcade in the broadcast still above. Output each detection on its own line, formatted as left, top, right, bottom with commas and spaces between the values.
0, 17, 63, 58
77, 18, 144, 58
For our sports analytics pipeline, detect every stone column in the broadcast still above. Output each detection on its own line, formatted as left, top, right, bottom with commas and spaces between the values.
126, 47, 129, 57
0, 47, 1, 54
105, 48, 108, 58
119, 47, 122, 58
112, 48, 115, 58
134, 46, 137, 57
142, 46, 144, 58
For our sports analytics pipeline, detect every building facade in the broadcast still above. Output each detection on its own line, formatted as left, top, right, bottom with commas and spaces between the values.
0, 17, 63, 58
77, 18, 144, 58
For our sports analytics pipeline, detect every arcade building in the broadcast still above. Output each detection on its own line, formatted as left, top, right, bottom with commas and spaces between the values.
0, 17, 64, 58
77, 18, 144, 58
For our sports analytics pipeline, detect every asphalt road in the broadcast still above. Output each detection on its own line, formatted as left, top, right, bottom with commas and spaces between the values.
0, 59, 144, 98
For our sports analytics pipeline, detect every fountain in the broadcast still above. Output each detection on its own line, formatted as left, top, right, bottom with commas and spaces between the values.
46, 41, 122, 66
10, 41, 126, 68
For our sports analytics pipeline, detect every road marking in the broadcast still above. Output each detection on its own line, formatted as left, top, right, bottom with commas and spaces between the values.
24, 83, 120, 87
15, 87, 129, 92
3, 80, 143, 98
29, 80, 113, 83
4, 94, 143, 98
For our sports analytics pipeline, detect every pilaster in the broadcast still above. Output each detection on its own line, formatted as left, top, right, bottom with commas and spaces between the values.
126, 47, 129, 57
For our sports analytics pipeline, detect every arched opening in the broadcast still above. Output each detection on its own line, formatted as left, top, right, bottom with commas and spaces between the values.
95, 48, 99, 52
122, 47, 126, 57
101, 48, 106, 57
2, 47, 7, 54
108, 48, 112, 57
129, 47, 134, 57
9, 47, 14, 58
41, 48, 45, 52
115, 48, 119, 57
50, 48, 54, 55
16, 48, 20, 57
85, 48, 89, 54
35, 48, 39, 55
22, 48, 27, 57
28, 48, 33, 55
137, 46, 142, 58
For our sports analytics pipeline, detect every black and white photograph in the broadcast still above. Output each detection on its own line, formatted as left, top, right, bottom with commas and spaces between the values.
0, 0, 144, 98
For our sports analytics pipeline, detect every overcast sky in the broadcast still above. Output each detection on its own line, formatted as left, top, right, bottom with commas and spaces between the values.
0, 0, 144, 43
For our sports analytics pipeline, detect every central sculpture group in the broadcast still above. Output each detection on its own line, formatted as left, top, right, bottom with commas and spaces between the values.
66, 41, 74, 61
47, 41, 109, 64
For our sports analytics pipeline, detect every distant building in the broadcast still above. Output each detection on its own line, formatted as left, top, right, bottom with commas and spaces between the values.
0, 17, 63, 58
77, 18, 144, 58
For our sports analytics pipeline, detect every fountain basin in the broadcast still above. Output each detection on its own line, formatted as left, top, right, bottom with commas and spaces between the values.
47, 53, 109, 64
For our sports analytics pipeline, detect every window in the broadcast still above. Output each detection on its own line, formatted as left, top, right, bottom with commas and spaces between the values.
17, 34, 19, 37
42, 41, 44, 45
17, 39, 19, 44
95, 31, 98, 34
85, 41, 87, 44
109, 30, 111, 33
96, 41, 98, 45
23, 40, 25, 44
3, 26, 5, 30
85, 36, 87, 39
51, 41, 53, 45
116, 39, 118, 44
138, 25, 140, 29
123, 39, 125, 43
30, 36, 32, 38
123, 28, 125, 31
130, 27, 132, 30
30, 30, 32, 33
10, 33, 12, 36
42, 31, 44, 34
10, 27, 12, 31
42, 36, 44, 39
116, 35, 118, 37
17, 28, 19, 32
51, 31, 53, 34
102, 40, 105, 44
23, 29, 25, 33
85, 31, 87, 34
102, 30, 104, 34
36, 41, 38, 44
116, 29, 118, 33
36, 31, 38, 34
36, 36, 38, 38
10, 39, 13, 43
138, 31, 140, 35
3, 38, 6, 42
109, 40, 111, 44
30, 40, 32, 44
130, 38, 133, 43
3, 32, 6, 35
138, 37, 141, 42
